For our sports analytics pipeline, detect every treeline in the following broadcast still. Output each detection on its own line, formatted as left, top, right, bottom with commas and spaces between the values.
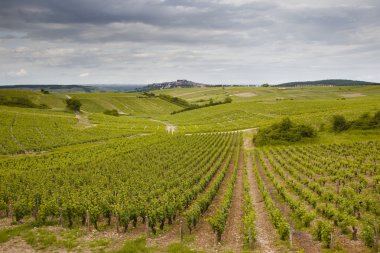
0, 96, 49, 109
332, 111, 380, 132
141, 92, 232, 114
171, 97, 232, 114
158, 94, 191, 108
140, 92, 190, 108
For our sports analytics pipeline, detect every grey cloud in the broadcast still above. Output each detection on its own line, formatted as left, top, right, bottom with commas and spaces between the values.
0, 0, 375, 45
0, 0, 379, 84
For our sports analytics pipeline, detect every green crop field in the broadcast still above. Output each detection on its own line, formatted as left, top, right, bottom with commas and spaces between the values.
0, 86, 379, 252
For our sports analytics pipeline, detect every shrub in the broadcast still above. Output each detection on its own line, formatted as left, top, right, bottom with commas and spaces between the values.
104, 109, 120, 116
332, 111, 380, 132
374, 111, 380, 122
352, 112, 380, 129
224, 97, 232, 103
255, 118, 317, 146
332, 115, 349, 132
142, 92, 155, 97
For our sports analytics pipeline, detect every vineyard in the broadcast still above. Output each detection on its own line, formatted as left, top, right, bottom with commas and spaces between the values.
0, 86, 380, 252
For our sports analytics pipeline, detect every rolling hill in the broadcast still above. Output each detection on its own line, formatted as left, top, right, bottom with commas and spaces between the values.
276, 79, 379, 87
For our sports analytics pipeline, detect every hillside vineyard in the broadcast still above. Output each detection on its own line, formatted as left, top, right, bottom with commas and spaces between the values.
0, 86, 379, 252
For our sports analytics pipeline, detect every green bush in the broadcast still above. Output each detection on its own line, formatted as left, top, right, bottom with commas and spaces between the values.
332, 115, 349, 132
224, 97, 232, 103
255, 118, 316, 146
332, 111, 380, 132
104, 109, 120, 116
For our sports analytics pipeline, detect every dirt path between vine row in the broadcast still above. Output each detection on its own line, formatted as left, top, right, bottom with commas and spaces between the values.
0, 237, 36, 253
148, 119, 177, 134
223, 151, 244, 252
256, 153, 321, 253
246, 152, 285, 253
75, 112, 97, 129
185, 128, 258, 136
189, 147, 237, 252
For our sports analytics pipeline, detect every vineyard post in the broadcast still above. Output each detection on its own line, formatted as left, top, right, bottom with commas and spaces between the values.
33, 202, 36, 220
180, 220, 184, 241
289, 223, 293, 251
330, 227, 335, 250
248, 226, 253, 248
59, 207, 63, 226
145, 216, 149, 237
116, 214, 119, 233
8, 202, 13, 220
33, 197, 40, 221
374, 222, 378, 253
86, 209, 91, 232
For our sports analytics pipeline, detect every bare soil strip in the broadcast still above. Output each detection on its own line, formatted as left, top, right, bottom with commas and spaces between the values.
0, 238, 36, 253
339, 93, 366, 98
233, 92, 257, 97
148, 119, 177, 134
147, 216, 182, 248
75, 112, 97, 128
246, 152, 285, 253
223, 151, 244, 252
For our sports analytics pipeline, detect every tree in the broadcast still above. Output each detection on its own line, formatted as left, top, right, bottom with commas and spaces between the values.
40, 89, 49, 94
261, 83, 269, 87
66, 98, 82, 112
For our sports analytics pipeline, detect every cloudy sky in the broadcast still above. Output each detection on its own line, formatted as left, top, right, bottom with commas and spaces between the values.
0, 0, 379, 84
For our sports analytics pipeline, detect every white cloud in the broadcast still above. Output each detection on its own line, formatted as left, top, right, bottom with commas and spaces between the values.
7, 68, 28, 77
79, 72, 89, 77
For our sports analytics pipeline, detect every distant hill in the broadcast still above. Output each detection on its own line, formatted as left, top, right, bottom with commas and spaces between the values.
0, 84, 106, 93
92, 84, 145, 91
276, 79, 380, 87
139, 80, 206, 91
0, 84, 143, 92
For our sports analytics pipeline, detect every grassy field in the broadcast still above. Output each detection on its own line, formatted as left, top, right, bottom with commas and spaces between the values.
0, 85, 379, 252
